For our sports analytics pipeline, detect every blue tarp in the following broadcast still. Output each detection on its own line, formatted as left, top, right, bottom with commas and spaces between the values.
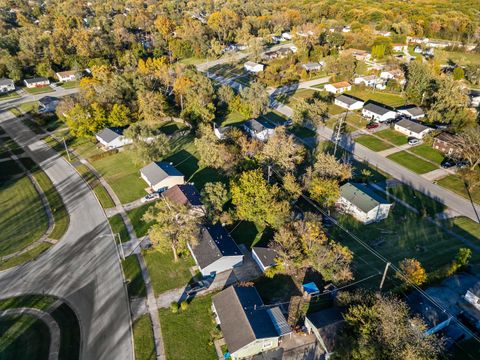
303, 282, 320, 295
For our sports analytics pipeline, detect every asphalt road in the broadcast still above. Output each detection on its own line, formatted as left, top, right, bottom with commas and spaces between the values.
0, 110, 134, 360
0, 86, 79, 112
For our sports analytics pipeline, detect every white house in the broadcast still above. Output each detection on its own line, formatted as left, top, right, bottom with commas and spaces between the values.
392, 44, 408, 52
252, 247, 278, 273
38, 96, 59, 113
342, 26, 351, 33
334, 94, 364, 110
140, 161, 185, 192
281, 32, 292, 41
324, 81, 352, 94
55, 70, 78, 82
305, 308, 345, 358
0, 78, 15, 93
380, 69, 402, 80
24, 77, 50, 88
394, 119, 432, 139
396, 105, 425, 120
414, 46, 423, 54
302, 62, 325, 72
244, 61, 264, 73
213, 124, 232, 140
189, 223, 243, 277
337, 182, 393, 224
244, 118, 276, 141
362, 102, 397, 122
95, 127, 133, 150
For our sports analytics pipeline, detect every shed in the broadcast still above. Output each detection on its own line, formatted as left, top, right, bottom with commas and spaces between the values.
252, 247, 278, 273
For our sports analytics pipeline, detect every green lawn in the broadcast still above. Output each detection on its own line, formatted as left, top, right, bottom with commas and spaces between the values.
93, 185, 115, 208
283, 89, 318, 105
59, 80, 79, 89
355, 135, 392, 152
328, 104, 347, 115
289, 125, 316, 139
0, 91, 19, 100
435, 49, 480, 66
437, 175, 480, 205
219, 111, 247, 127
387, 184, 446, 217
127, 203, 156, 238
143, 249, 194, 295
346, 87, 406, 107
22, 86, 54, 94
0, 243, 52, 271
0, 176, 48, 256
109, 214, 131, 243
133, 314, 155, 360
68, 137, 103, 160
0, 295, 56, 311
409, 144, 445, 165
444, 217, 480, 244
122, 255, 146, 298
375, 129, 408, 146
387, 151, 438, 174
158, 295, 217, 360
261, 111, 288, 126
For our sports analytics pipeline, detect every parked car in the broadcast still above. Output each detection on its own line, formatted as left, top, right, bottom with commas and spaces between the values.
441, 159, 456, 169
456, 161, 468, 169
186, 280, 209, 296
141, 192, 160, 203
408, 138, 421, 146
366, 122, 379, 130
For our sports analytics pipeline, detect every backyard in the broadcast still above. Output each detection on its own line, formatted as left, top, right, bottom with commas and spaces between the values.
346, 87, 406, 107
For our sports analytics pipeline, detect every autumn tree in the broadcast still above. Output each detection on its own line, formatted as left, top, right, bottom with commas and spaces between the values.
143, 199, 201, 262
453, 126, 480, 170
207, 9, 240, 43
239, 81, 269, 118
405, 61, 434, 104
292, 98, 329, 128
194, 124, 237, 172
201, 182, 229, 221
108, 104, 131, 127
397, 258, 427, 286
313, 153, 352, 181
258, 127, 305, 172
308, 177, 341, 207
124, 123, 170, 165
138, 90, 167, 126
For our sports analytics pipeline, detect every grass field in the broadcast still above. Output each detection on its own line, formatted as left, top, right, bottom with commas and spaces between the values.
435, 49, 480, 66
23, 86, 54, 94
375, 129, 408, 146
143, 249, 194, 296
444, 217, 480, 244
0, 91, 19, 100
59, 81, 79, 89
387, 184, 446, 217
437, 175, 480, 205
127, 203, 156, 238
0, 243, 52, 271
346, 87, 406, 107
109, 214, 130, 243
387, 151, 438, 174
409, 144, 445, 165
75, 163, 115, 209
355, 135, 392, 151
158, 294, 217, 360
122, 255, 146, 298
328, 104, 347, 115
133, 314, 155, 360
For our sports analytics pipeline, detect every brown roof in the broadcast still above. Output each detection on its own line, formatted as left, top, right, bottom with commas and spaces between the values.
162, 184, 202, 207
435, 132, 458, 143
332, 81, 351, 89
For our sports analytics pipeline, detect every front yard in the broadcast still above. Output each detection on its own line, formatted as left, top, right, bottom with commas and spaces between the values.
121, 255, 146, 298
387, 184, 446, 217
437, 174, 480, 205
409, 144, 445, 165
374, 129, 408, 146
387, 151, 438, 174
355, 135, 392, 152
444, 217, 480, 244
22, 86, 54, 94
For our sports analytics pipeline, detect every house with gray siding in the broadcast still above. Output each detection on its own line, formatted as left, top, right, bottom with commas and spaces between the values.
0, 78, 15, 93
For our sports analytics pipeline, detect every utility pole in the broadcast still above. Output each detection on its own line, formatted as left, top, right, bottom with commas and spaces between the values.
379, 262, 391, 290
333, 111, 348, 157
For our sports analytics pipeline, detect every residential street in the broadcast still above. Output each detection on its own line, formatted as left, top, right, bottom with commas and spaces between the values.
0, 111, 134, 360
0, 86, 79, 112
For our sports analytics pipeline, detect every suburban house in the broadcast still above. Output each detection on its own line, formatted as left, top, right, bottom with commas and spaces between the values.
281, 32, 292, 41
394, 119, 432, 139
95, 127, 133, 150
334, 94, 364, 110
213, 124, 232, 140
140, 161, 185, 192
324, 81, 352, 94
433, 132, 459, 155
189, 223, 243, 277
392, 43, 408, 52
362, 102, 397, 122
380, 69, 404, 83
354, 75, 379, 87
162, 184, 204, 215
55, 70, 78, 82
337, 182, 393, 224
0, 78, 15, 93
38, 96, 59, 113
414, 45, 423, 54
24, 77, 50, 88
244, 61, 264, 73
212, 286, 291, 360
469, 90, 480, 108
341, 48, 369, 61
252, 247, 278, 273
305, 308, 345, 358
396, 105, 425, 120
302, 62, 324, 72
244, 118, 276, 141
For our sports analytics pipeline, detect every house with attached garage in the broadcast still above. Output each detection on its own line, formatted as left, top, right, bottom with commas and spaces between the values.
55, 70, 79, 82
244, 118, 276, 141
302, 62, 325, 72
334, 94, 364, 110
24, 77, 50, 88
189, 223, 243, 277
305, 308, 345, 359
362, 101, 397, 122
337, 182, 393, 224
394, 119, 432, 139
140, 161, 184, 192
0, 78, 15, 93
95, 127, 133, 150
162, 184, 204, 215
38, 96, 59, 113
244, 61, 264, 73
324, 81, 352, 94
354, 75, 379, 88
212, 285, 291, 360
396, 105, 425, 120
252, 247, 278, 273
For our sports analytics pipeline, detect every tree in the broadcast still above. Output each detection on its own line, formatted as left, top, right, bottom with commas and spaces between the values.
194, 124, 237, 172
201, 182, 229, 221
207, 9, 240, 43
453, 67, 465, 80
231, 169, 290, 229
448, 247, 472, 275
258, 127, 305, 172
292, 98, 329, 127
124, 123, 171, 165
240, 81, 269, 118
271, 214, 353, 281
308, 177, 340, 207
217, 85, 235, 106
138, 91, 167, 126
397, 258, 427, 286
335, 294, 443, 360
453, 126, 480, 170
313, 153, 352, 181
282, 173, 302, 201
108, 104, 131, 127
143, 199, 201, 262
405, 62, 434, 104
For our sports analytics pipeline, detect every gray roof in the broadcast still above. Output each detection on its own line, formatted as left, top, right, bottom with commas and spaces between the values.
191, 223, 241, 269
140, 161, 183, 186
340, 183, 391, 213
0, 78, 14, 86
213, 286, 286, 353
363, 101, 394, 115
96, 127, 123, 143
244, 119, 275, 133
306, 308, 345, 353
396, 118, 431, 134
303, 62, 322, 70
397, 105, 425, 117
253, 247, 278, 268
336, 94, 364, 106
38, 96, 58, 106
24, 77, 48, 84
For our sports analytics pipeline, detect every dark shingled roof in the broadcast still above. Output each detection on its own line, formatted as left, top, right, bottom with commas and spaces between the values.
140, 162, 183, 186
191, 223, 241, 269
397, 105, 425, 117
363, 101, 394, 115
162, 184, 203, 207
253, 247, 278, 269
24, 77, 48, 84
340, 183, 391, 213
0, 78, 14, 86
396, 118, 431, 134
38, 96, 58, 106
335, 94, 364, 106
306, 308, 345, 353
96, 127, 124, 143
213, 286, 284, 353
244, 118, 275, 133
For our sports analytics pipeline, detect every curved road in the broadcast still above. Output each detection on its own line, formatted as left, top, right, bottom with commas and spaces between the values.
0, 111, 134, 360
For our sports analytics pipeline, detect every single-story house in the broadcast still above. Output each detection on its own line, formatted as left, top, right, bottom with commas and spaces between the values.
38, 96, 59, 113
392, 44, 408, 52
427, 39, 454, 49
140, 161, 184, 192
469, 90, 480, 108
95, 127, 133, 150
334, 94, 364, 110
350, 49, 370, 61
189, 223, 243, 277
212, 286, 291, 360
408, 37, 429, 44
252, 247, 278, 273
0, 78, 15, 93
324, 81, 352, 94
281, 32, 292, 41
244, 118, 276, 141
394, 119, 432, 139
213, 124, 232, 140
396, 105, 425, 120
55, 70, 78, 82
414, 46, 423, 54
337, 182, 393, 224
244, 61, 264, 73
342, 25, 351, 33
380, 69, 403, 80
162, 184, 204, 214
302, 62, 325, 72
305, 308, 345, 358
24, 77, 50, 88
362, 102, 397, 122
433, 132, 459, 155
377, 30, 391, 37
354, 75, 378, 87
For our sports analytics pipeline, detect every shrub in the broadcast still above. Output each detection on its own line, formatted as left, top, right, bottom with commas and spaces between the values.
170, 301, 178, 313
180, 301, 188, 311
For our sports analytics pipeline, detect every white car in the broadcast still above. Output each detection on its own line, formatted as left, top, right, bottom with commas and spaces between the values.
408, 138, 421, 146
141, 193, 160, 203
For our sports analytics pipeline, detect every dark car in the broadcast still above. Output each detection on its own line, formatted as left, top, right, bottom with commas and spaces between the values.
366, 122, 379, 130
456, 161, 468, 169
441, 159, 456, 169
186, 280, 209, 296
